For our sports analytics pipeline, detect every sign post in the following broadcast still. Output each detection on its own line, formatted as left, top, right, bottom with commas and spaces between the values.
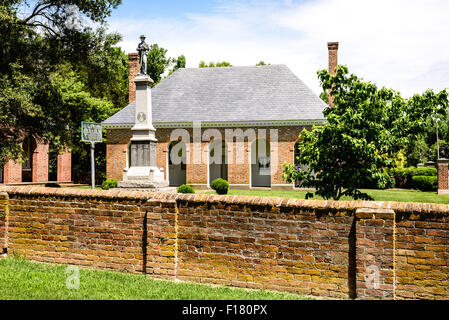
81, 122, 103, 189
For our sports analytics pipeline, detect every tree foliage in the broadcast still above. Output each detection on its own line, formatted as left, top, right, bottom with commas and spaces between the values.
146, 43, 175, 86
168, 54, 186, 76
199, 61, 232, 68
283, 65, 448, 200
0, 0, 125, 183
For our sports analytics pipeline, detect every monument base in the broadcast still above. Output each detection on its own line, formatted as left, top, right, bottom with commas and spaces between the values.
114, 184, 177, 193
118, 165, 173, 192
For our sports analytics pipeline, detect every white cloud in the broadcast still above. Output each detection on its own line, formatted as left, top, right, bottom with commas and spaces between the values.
108, 0, 449, 97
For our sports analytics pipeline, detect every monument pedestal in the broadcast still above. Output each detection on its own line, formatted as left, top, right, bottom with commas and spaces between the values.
117, 71, 173, 192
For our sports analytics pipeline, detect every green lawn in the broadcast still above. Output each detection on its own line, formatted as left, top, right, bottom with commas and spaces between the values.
205, 188, 449, 204
0, 257, 312, 300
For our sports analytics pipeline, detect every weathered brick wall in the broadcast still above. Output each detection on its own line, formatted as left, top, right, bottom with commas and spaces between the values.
2, 186, 449, 299
395, 204, 449, 299
0, 192, 7, 251
1, 187, 177, 278
175, 195, 355, 299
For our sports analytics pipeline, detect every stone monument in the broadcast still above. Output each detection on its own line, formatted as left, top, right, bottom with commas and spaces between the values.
117, 35, 173, 192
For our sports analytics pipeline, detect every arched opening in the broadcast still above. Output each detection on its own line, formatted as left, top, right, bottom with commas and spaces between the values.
250, 139, 271, 187
167, 141, 186, 187
208, 139, 228, 185
22, 136, 36, 182
48, 142, 58, 182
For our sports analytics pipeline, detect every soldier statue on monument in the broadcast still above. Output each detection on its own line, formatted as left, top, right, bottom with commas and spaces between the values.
137, 35, 150, 76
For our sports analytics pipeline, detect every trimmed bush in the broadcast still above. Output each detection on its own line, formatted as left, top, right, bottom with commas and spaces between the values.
388, 167, 437, 189
177, 184, 195, 194
210, 178, 229, 195
45, 182, 61, 188
414, 167, 437, 177
411, 175, 437, 192
101, 178, 118, 190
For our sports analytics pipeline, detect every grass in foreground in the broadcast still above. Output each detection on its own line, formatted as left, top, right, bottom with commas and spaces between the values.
0, 257, 312, 300
205, 188, 449, 204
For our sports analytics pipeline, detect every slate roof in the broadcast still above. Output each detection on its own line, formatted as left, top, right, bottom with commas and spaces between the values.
102, 64, 327, 126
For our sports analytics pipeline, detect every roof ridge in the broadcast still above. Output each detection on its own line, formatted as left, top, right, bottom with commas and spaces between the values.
177, 64, 286, 71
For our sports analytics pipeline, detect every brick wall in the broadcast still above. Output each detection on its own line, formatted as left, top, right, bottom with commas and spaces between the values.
0, 192, 7, 251
1, 187, 176, 277
1, 186, 449, 299
395, 204, 449, 299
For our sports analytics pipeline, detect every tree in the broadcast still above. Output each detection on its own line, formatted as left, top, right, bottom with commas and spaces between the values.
51, 68, 119, 183
146, 44, 174, 86
0, 0, 123, 167
73, 28, 129, 109
282, 65, 448, 200
168, 54, 186, 76
199, 61, 232, 68
256, 61, 270, 66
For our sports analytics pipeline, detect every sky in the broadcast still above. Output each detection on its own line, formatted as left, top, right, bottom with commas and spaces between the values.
106, 0, 449, 97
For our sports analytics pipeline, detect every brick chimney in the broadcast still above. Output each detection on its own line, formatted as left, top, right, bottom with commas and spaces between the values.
327, 42, 339, 107
128, 53, 139, 104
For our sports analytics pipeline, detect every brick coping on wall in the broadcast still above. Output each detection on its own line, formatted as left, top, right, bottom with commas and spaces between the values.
1, 185, 448, 216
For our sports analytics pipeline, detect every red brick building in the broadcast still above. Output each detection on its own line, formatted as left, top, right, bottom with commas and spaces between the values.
0, 136, 71, 184
103, 44, 338, 189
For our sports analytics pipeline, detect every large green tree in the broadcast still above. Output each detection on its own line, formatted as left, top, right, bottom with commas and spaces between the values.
0, 1, 124, 183
0, 0, 120, 156
283, 65, 448, 200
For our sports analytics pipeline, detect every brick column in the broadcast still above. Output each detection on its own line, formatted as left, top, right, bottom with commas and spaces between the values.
32, 142, 49, 182
3, 160, 22, 184
437, 159, 449, 194
355, 208, 395, 299
57, 150, 72, 182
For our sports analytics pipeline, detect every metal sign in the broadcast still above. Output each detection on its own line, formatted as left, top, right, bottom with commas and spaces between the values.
81, 121, 102, 143
81, 121, 103, 189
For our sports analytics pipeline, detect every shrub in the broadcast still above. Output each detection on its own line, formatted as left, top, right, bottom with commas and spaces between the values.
177, 184, 195, 194
414, 167, 437, 176
101, 178, 118, 190
210, 178, 229, 195
388, 167, 437, 188
45, 182, 60, 188
411, 175, 437, 192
